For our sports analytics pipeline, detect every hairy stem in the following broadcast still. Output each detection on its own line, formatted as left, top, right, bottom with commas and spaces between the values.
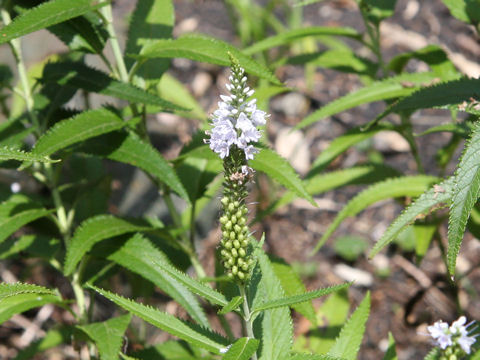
239, 285, 258, 360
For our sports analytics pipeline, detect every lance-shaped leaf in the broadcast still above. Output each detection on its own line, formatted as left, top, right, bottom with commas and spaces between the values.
32, 108, 126, 156
89, 285, 229, 354
108, 234, 210, 327
0, 195, 54, 244
289, 355, 345, 360
77, 131, 189, 202
243, 26, 361, 55
383, 333, 398, 360
0, 283, 62, 324
327, 292, 370, 360
309, 123, 396, 175
64, 215, 154, 276
223, 337, 260, 360
252, 283, 350, 314
41, 62, 185, 110
370, 177, 454, 258
251, 247, 293, 360
294, 72, 438, 130
77, 314, 132, 360
375, 77, 480, 124
448, 121, 480, 275
137, 34, 281, 85
218, 296, 243, 315
125, 0, 174, 82
314, 176, 440, 253
0, 147, 58, 163
250, 148, 315, 206
0, 0, 107, 44
258, 164, 401, 221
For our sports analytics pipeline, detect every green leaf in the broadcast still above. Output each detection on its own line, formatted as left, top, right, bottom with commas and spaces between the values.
270, 257, 316, 324
138, 34, 281, 85
250, 148, 315, 206
218, 296, 243, 315
327, 292, 370, 360
223, 337, 260, 360
424, 348, 441, 360
375, 77, 480, 123
108, 234, 210, 327
369, 177, 453, 258
309, 123, 395, 175
334, 236, 369, 262
64, 215, 154, 276
252, 246, 293, 360
294, 72, 438, 130
448, 121, 480, 275
41, 62, 185, 110
125, 0, 174, 82
77, 314, 131, 360
131, 340, 209, 360
360, 0, 397, 24
0, 283, 62, 324
243, 27, 361, 55
89, 285, 229, 354
252, 283, 351, 314
157, 73, 207, 121
77, 131, 189, 202
314, 175, 440, 253
0, 147, 58, 163
32, 108, 126, 156
0, 234, 60, 260
440, 0, 480, 24
382, 332, 398, 360
0, 0, 107, 44
258, 164, 401, 220
0, 195, 54, 244
289, 355, 345, 360
283, 50, 376, 76
387, 45, 458, 80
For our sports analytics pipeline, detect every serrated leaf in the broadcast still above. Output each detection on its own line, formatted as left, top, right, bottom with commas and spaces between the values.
0, 147, 58, 162
108, 234, 210, 327
0, 283, 62, 324
270, 257, 316, 324
138, 34, 281, 85
0, 0, 107, 44
243, 27, 360, 55
424, 348, 441, 360
314, 176, 440, 253
0, 195, 54, 244
77, 131, 189, 202
32, 108, 126, 156
131, 340, 209, 360
252, 283, 351, 314
89, 285, 229, 354
294, 72, 438, 130
64, 215, 154, 276
78, 314, 131, 360
375, 77, 480, 123
327, 292, 370, 360
250, 148, 315, 206
369, 177, 454, 258
41, 62, 185, 110
223, 337, 260, 360
258, 164, 401, 221
252, 246, 293, 360
448, 121, 480, 275
125, 0, 174, 82
309, 123, 396, 175
218, 296, 243, 315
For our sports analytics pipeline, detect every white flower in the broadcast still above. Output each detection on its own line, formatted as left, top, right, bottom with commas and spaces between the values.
10, 182, 21, 193
206, 65, 268, 160
450, 316, 477, 354
428, 320, 452, 349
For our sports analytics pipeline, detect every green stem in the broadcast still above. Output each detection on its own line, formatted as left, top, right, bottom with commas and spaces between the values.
0, 7, 40, 132
100, 4, 129, 83
239, 285, 258, 360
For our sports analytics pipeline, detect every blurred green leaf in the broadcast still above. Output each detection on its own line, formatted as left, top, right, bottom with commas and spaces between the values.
223, 338, 260, 360
440, 0, 480, 24
333, 236, 368, 261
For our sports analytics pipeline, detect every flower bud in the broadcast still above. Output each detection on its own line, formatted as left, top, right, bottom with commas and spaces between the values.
234, 224, 242, 233
237, 271, 245, 280
238, 248, 246, 257
231, 215, 237, 224
225, 221, 232, 230
221, 197, 229, 206
219, 216, 228, 224
233, 240, 240, 249
232, 266, 238, 275
224, 241, 233, 249
231, 248, 238, 257
228, 203, 235, 212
